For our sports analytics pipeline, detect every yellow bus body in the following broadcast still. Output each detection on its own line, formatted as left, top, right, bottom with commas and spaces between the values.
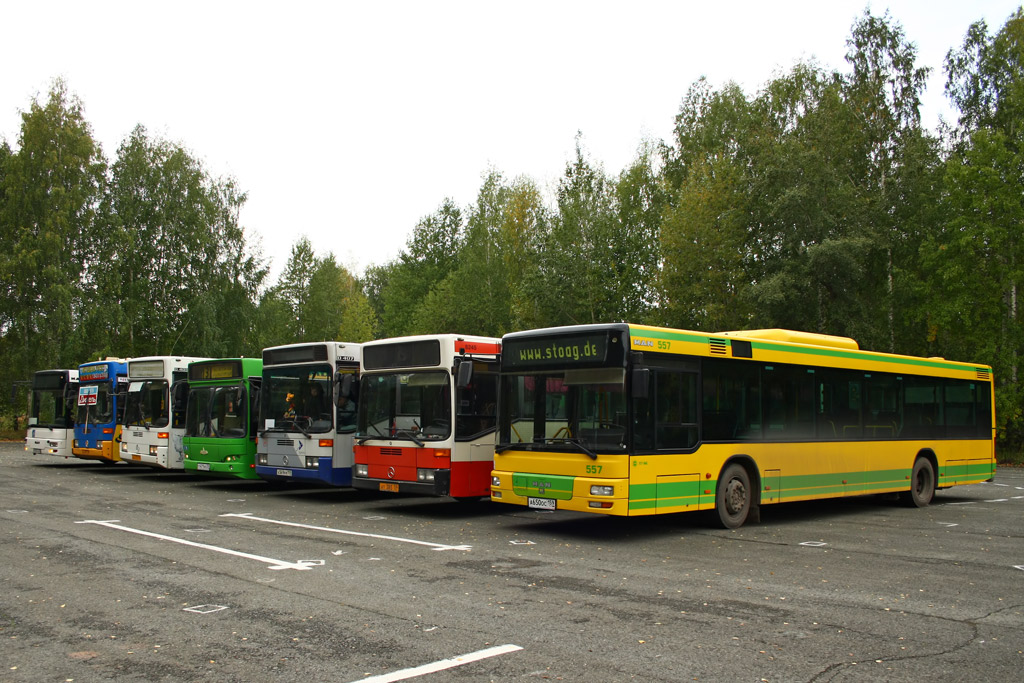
491, 325, 995, 518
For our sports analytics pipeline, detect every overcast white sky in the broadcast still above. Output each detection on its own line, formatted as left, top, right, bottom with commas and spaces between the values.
2, 1, 1021, 282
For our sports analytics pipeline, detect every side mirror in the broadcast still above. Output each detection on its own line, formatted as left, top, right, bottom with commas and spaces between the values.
631, 367, 650, 399
456, 360, 474, 388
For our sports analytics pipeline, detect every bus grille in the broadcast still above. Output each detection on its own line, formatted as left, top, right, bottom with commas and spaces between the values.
381, 448, 402, 457
977, 369, 992, 381
276, 439, 295, 446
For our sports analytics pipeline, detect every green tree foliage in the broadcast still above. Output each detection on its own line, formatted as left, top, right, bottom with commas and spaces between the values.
96, 126, 265, 357
374, 199, 465, 336
412, 171, 547, 336
931, 8, 1024, 443
0, 79, 107, 375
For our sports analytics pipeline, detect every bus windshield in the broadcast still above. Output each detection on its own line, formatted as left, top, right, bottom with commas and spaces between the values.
498, 367, 628, 454
260, 364, 334, 434
186, 384, 248, 438
359, 371, 452, 442
77, 384, 116, 426
124, 380, 170, 428
30, 382, 74, 429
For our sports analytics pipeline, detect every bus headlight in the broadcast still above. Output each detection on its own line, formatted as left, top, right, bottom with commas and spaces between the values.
257, 453, 268, 465
417, 469, 436, 483
354, 464, 368, 478
491, 476, 501, 487
590, 485, 614, 496
305, 456, 318, 468
149, 445, 159, 456
120, 442, 128, 452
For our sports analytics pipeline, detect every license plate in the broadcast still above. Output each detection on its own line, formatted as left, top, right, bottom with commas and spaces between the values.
379, 482, 399, 493
197, 463, 210, 471
132, 454, 142, 461
33, 449, 43, 455
528, 497, 556, 510
276, 469, 293, 477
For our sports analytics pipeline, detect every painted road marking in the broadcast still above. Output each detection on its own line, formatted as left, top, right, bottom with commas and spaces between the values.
183, 604, 229, 614
351, 644, 523, 683
219, 512, 472, 551
800, 541, 828, 547
75, 520, 320, 570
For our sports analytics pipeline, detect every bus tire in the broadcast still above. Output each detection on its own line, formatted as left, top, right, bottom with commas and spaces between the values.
716, 463, 752, 529
900, 456, 935, 508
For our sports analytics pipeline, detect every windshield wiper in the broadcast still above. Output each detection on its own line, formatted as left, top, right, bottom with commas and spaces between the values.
545, 437, 597, 460
357, 422, 387, 445
393, 429, 424, 447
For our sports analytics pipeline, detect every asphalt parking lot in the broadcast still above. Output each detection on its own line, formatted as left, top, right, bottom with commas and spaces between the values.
2, 442, 1022, 682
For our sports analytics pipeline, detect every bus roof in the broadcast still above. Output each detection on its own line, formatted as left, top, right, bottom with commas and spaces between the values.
500, 323, 992, 379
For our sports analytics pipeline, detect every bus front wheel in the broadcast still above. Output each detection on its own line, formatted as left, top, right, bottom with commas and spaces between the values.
716, 463, 752, 529
900, 457, 935, 508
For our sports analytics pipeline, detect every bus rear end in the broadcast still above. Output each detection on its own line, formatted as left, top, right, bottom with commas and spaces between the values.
352, 335, 499, 499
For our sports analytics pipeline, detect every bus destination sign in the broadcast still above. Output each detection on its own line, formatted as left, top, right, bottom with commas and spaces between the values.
190, 360, 242, 382
503, 333, 609, 369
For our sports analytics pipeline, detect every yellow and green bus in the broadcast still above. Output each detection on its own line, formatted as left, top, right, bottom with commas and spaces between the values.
183, 358, 263, 480
490, 324, 995, 528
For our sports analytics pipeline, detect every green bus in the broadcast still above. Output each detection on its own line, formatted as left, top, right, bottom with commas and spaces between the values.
183, 358, 263, 479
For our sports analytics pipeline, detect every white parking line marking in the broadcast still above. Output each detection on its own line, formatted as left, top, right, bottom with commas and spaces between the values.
351, 644, 523, 683
75, 520, 320, 570
219, 513, 472, 551
183, 604, 229, 614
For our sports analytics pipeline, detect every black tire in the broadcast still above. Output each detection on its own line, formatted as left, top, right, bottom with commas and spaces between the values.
715, 463, 752, 529
900, 457, 936, 507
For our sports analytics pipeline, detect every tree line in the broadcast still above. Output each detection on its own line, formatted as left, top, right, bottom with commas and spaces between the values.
3, 9, 1023, 452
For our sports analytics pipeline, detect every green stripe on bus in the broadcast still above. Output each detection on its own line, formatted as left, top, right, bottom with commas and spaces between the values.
512, 473, 574, 500
628, 325, 990, 375
626, 462, 994, 509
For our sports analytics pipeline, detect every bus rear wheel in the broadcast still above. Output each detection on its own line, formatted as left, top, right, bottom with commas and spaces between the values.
900, 457, 935, 507
716, 463, 752, 529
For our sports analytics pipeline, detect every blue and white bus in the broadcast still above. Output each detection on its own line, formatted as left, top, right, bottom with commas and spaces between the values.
256, 341, 362, 486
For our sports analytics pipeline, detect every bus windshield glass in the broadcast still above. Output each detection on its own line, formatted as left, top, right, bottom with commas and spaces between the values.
498, 367, 628, 453
260, 364, 334, 434
124, 380, 169, 427
359, 371, 452, 442
77, 384, 115, 426
186, 384, 248, 438
30, 379, 74, 429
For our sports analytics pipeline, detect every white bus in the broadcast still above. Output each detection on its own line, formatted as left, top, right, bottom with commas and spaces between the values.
25, 369, 79, 458
256, 342, 362, 486
120, 356, 208, 469
352, 334, 500, 499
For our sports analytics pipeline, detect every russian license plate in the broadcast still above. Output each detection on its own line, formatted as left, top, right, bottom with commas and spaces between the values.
132, 454, 142, 461
276, 469, 293, 477
528, 497, 556, 511
379, 482, 399, 493
197, 463, 211, 471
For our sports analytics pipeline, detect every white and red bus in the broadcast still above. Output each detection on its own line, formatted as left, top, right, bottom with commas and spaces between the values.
352, 334, 500, 499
